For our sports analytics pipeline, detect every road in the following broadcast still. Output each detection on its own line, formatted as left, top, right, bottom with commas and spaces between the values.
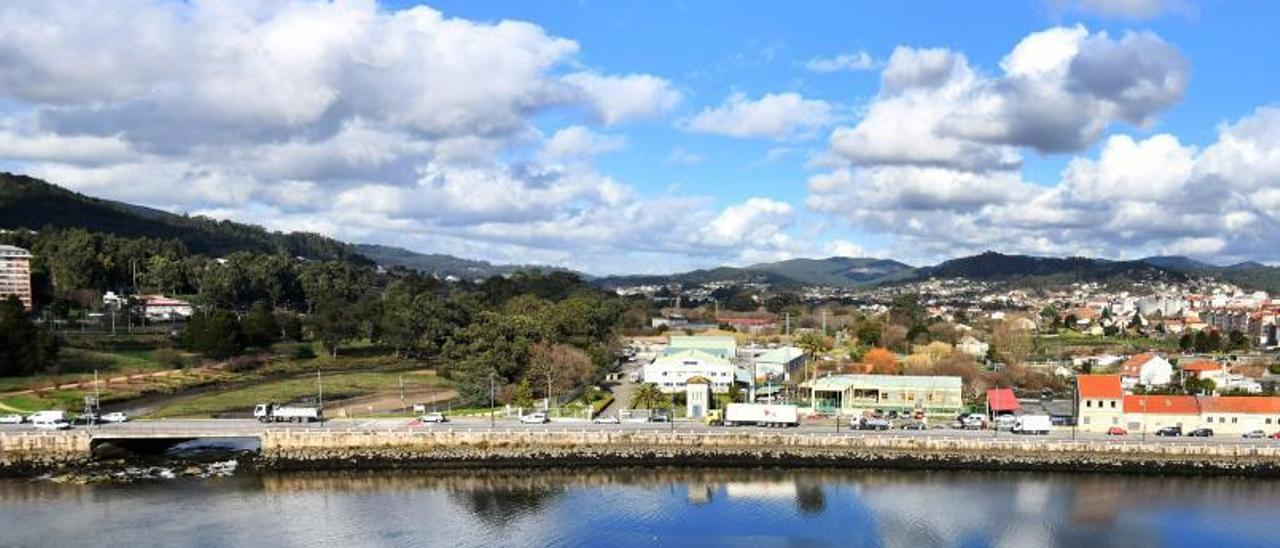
3, 417, 1277, 447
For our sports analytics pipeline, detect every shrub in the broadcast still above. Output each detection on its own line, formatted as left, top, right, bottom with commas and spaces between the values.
290, 344, 317, 360
225, 355, 265, 373
154, 348, 186, 369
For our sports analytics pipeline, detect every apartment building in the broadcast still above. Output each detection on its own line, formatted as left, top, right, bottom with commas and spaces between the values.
0, 245, 33, 311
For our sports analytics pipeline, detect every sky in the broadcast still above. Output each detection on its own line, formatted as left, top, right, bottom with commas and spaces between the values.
1, 0, 1279, 274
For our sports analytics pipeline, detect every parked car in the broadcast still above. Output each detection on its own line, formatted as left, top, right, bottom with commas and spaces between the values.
1188, 428, 1214, 437
32, 420, 71, 430
592, 415, 620, 424
520, 412, 549, 424
1242, 430, 1266, 439
961, 415, 986, 430
1106, 426, 1128, 436
901, 421, 927, 431
419, 412, 448, 424
100, 412, 129, 423
859, 417, 891, 431
994, 415, 1017, 431
647, 414, 669, 423
0, 414, 24, 424
1155, 426, 1182, 437
1271, 431, 1280, 440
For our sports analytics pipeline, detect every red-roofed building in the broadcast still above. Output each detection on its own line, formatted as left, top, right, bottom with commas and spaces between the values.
1179, 360, 1223, 380
1198, 397, 1280, 434
985, 388, 1020, 416
1119, 353, 1173, 388
1076, 375, 1123, 432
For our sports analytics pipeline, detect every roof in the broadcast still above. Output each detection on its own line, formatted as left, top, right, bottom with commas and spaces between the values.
1120, 353, 1156, 375
1077, 375, 1123, 400
804, 374, 962, 392
667, 335, 736, 358
986, 388, 1020, 412
1123, 395, 1200, 415
1180, 360, 1222, 373
756, 346, 804, 364
652, 348, 732, 367
1197, 397, 1280, 415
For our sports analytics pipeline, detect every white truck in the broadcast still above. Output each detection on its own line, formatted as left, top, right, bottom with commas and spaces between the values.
714, 403, 799, 428
1013, 414, 1052, 435
254, 403, 323, 423
29, 410, 71, 430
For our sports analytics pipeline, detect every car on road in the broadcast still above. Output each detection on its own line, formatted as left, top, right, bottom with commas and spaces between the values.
32, 419, 71, 430
647, 414, 670, 423
1106, 426, 1127, 436
1271, 431, 1280, 440
1155, 426, 1182, 437
100, 412, 129, 423
520, 412, 549, 424
994, 415, 1017, 431
0, 414, 24, 424
901, 421, 926, 430
1188, 428, 1214, 437
592, 415, 620, 424
419, 412, 448, 424
859, 417, 891, 431
1242, 430, 1266, 439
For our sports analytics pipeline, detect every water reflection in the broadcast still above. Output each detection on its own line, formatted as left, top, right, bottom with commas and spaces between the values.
1, 468, 1278, 547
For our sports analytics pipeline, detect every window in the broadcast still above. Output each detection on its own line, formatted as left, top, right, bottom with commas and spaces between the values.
1232, 417, 1237, 424
1267, 418, 1273, 425
1083, 417, 1091, 425
1110, 401, 1116, 409
1086, 401, 1092, 408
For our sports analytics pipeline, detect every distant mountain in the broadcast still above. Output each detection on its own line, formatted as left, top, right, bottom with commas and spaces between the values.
0, 172, 368, 263
1140, 255, 1214, 270
745, 257, 915, 286
915, 251, 1187, 285
353, 243, 580, 280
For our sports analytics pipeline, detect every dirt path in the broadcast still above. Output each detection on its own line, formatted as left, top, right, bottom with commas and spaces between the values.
327, 388, 458, 417
0, 363, 226, 397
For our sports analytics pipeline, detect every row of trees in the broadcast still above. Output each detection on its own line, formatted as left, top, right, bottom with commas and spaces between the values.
0, 296, 59, 376
1178, 329, 1249, 353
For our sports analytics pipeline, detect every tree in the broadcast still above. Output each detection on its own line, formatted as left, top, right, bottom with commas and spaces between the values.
181, 309, 243, 359
513, 379, 534, 409
240, 301, 280, 349
864, 347, 898, 375
526, 342, 595, 405
308, 297, 359, 357
795, 332, 832, 400
1178, 333, 1193, 352
1193, 330, 1211, 353
630, 383, 669, 410
853, 320, 882, 347
991, 320, 1033, 366
1228, 330, 1250, 351
0, 296, 59, 376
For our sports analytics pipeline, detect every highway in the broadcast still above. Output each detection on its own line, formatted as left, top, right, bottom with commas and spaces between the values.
3, 418, 1279, 447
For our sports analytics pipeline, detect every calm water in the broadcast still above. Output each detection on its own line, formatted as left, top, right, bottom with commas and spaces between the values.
1, 467, 1278, 547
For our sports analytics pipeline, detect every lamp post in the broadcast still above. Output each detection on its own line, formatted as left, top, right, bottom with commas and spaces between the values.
489, 371, 496, 428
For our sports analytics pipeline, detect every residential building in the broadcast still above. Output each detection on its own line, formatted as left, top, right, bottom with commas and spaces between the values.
1122, 395, 1280, 435
956, 335, 989, 358
0, 245, 33, 311
667, 335, 737, 359
1075, 375, 1123, 432
805, 374, 963, 419
139, 295, 194, 321
1120, 353, 1173, 388
1122, 395, 1201, 434
644, 348, 736, 394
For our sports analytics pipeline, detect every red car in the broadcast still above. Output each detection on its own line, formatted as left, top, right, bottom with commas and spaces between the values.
1106, 426, 1128, 436
1271, 431, 1280, 440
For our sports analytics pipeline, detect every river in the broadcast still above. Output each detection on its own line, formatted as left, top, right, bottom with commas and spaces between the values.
1, 467, 1277, 547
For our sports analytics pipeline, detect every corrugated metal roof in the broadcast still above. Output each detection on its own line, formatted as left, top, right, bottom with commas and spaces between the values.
805, 374, 962, 391
652, 348, 731, 366
756, 346, 804, 364
986, 388, 1020, 412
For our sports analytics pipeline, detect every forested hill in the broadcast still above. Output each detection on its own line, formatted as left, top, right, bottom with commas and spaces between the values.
0, 173, 367, 263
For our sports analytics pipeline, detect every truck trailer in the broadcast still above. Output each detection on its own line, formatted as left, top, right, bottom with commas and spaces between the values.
1013, 414, 1052, 435
254, 403, 323, 423
710, 403, 799, 428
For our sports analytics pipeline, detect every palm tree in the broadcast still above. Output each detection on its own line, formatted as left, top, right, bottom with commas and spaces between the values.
795, 332, 832, 408
630, 383, 669, 410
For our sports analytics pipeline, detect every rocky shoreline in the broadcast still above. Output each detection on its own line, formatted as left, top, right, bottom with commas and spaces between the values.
250, 443, 1280, 478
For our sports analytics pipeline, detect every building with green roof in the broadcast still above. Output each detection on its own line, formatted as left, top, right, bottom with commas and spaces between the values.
802, 374, 963, 419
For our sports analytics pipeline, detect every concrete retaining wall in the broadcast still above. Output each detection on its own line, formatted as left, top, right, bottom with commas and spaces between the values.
0, 432, 92, 473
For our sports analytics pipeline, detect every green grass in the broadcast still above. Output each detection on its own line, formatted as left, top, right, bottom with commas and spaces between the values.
147, 371, 447, 418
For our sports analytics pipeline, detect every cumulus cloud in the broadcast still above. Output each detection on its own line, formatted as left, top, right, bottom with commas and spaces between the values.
0, 0, 787, 274
684, 92, 834, 140
804, 51, 876, 73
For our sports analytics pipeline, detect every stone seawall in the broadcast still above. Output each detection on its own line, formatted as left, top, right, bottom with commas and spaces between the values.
258, 430, 1280, 477
0, 432, 92, 476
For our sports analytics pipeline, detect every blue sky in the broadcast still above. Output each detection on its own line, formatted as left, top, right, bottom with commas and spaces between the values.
1, 1, 1279, 273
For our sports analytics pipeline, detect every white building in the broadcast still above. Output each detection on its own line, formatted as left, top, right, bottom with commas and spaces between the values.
643, 348, 736, 394
956, 335, 989, 359
1120, 353, 1173, 389
0, 245, 33, 311
140, 295, 194, 321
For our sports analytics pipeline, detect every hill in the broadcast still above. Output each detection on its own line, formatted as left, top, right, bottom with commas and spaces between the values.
0, 173, 367, 263
745, 257, 914, 286
353, 243, 581, 280
914, 251, 1188, 285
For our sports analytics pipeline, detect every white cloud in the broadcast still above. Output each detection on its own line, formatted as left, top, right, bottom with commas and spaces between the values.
666, 148, 704, 165
804, 51, 875, 73
1055, 0, 1193, 20
540, 126, 625, 160
684, 92, 834, 140
562, 72, 682, 125
828, 239, 868, 258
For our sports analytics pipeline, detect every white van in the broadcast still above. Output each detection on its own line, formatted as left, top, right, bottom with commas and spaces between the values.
29, 411, 71, 430
1013, 415, 1052, 435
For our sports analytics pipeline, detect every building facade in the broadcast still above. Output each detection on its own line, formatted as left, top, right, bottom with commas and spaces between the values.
806, 374, 963, 419
1076, 375, 1124, 432
644, 348, 736, 394
0, 245, 33, 311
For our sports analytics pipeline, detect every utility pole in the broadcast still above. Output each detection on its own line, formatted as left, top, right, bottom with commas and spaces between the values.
399, 374, 406, 414
317, 368, 323, 409
489, 371, 496, 428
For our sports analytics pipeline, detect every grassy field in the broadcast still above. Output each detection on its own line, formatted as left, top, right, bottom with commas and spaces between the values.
147, 369, 449, 418
1034, 331, 1178, 356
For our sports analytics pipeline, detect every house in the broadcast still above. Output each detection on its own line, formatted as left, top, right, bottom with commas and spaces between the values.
1076, 375, 1124, 432
1179, 360, 1222, 381
1119, 353, 1173, 388
985, 388, 1020, 417
139, 295, 194, 321
643, 348, 736, 394
1197, 397, 1280, 434
1122, 395, 1201, 434
752, 346, 806, 382
804, 374, 963, 419
956, 335, 989, 358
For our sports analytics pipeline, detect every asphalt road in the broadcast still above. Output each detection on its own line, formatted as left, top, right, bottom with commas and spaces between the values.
3, 418, 1277, 446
